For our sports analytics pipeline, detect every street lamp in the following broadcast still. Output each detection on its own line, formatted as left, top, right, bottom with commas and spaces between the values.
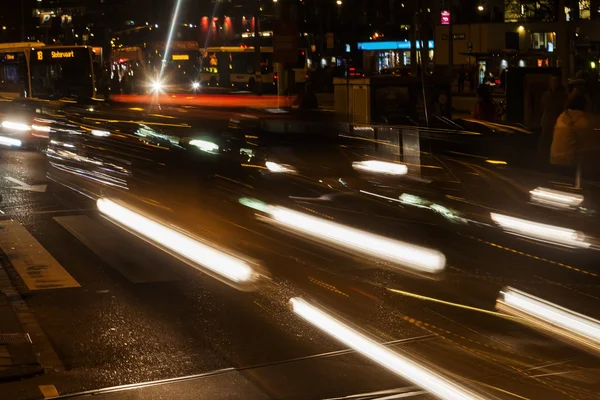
477, 5, 484, 11
336, 0, 342, 5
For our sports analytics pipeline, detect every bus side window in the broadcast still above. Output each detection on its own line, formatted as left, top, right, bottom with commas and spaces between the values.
0, 55, 27, 97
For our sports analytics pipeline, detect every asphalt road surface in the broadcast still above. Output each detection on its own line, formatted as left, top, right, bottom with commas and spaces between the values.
0, 139, 599, 399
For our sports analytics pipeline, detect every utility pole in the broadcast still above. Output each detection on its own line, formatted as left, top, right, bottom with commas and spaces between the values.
447, 3, 453, 117
558, 0, 570, 84
254, 1, 262, 94
21, 0, 26, 41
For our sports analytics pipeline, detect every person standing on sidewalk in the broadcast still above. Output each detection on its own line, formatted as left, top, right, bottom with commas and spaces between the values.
458, 64, 466, 93
538, 76, 567, 165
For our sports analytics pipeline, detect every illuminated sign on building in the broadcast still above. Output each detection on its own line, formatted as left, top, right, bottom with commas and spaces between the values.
441, 10, 450, 25
5, 54, 15, 60
172, 54, 190, 61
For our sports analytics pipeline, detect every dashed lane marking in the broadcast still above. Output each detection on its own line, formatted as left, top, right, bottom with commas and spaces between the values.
0, 220, 80, 290
466, 235, 599, 278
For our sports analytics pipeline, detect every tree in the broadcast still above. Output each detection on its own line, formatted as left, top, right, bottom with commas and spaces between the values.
504, 0, 559, 22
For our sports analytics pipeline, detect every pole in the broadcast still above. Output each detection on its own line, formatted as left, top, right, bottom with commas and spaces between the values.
254, 1, 262, 95
558, 0, 570, 85
448, 6, 453, 117
21, 0, 25, 42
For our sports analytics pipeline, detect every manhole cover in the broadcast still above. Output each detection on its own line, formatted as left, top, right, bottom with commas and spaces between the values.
0, 333, 31, 344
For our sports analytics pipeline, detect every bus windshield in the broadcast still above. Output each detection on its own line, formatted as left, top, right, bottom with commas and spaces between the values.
30, 48, 94, 99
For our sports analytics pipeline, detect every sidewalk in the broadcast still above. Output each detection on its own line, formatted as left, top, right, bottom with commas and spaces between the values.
0, 264, 44, 382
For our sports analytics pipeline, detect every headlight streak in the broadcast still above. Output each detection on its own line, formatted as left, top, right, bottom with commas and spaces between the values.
32, 124, 51, 133
2, 121, 30, 131
0, 136, 22, 147
189, 139, 219, 154
529, 187, 584, 209
265, 161, 297, 174
261, 206, 445, 274
289, 298, 486, 400
91, 130, 111, 137
490, 213, 590, 249
352, 160, 408, 175
497, 287, 600, 355
97, 198, 258, 286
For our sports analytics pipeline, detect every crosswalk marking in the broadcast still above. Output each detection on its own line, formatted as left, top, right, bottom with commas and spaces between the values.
0, 220, 80, 290
54, 215, 181, 283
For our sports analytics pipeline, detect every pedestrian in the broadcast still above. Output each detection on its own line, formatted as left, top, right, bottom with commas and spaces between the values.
538, 76, 567, 165
458, 64, 466, 93
110, 75, 121, 96
472, 86, 496, 122
550, 93, 594, 167
296, 82, 318, 109
468, 65, 476, 92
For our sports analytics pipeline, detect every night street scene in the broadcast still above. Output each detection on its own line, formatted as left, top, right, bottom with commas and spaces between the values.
0, 0, 600, 399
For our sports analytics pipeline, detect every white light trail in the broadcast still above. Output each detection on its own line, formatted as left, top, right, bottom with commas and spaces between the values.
0, 136, 22, 147
91, 130, 111, 137
352, 160, 408, 176
490, 212, 590, 248
265, 161, 297, 174
290, 298, 485, 400
530, 187, 583, 209
263, 206, 445, 273
97, 198, 257, 284
497, 287, 600, 354
2, 121, 30, 131
32, 124, 51, 133
190, 139, 219, 154
160, 0, 184, 77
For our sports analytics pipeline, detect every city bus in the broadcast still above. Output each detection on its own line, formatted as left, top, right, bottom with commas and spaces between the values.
0, 42, 95, 100
199, 46, 311, 91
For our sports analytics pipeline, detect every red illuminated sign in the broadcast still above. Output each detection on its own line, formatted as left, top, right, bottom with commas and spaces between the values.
441, 10, 450, 25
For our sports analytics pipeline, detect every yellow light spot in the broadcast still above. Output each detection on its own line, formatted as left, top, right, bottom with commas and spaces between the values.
485, 159, 507, 165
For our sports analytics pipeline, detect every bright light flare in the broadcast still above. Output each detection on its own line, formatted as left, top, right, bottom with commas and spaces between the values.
265, 161, 297, 174
530, 187, 583, 209
497, 287, 600, 354
189, 139, 219, 154
263, 206, 445, 273
352, 160, 408, 176
0, 136, 22, 147
151, 81, 164, 92
96, 198, 257, 285
290, 298, 485, 400
490, 212, 590, 248
191, 82, 200, 90
2, 121, 30, 131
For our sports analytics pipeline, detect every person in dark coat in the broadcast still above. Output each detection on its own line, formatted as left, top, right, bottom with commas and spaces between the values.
538, 76, 567, 165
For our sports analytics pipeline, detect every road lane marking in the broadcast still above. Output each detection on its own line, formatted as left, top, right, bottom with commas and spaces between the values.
0, 220, 80, 290
5, 176, 47, 192
39, 385, 59, 398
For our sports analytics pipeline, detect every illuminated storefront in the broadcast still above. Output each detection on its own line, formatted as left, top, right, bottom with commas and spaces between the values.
358, 40, 435, 73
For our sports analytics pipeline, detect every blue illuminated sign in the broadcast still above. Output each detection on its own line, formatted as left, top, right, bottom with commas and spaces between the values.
357, 41, 435, 51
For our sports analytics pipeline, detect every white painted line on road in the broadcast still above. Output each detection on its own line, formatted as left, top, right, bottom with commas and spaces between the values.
5, 176, 47, 193
0, 220, 80, 290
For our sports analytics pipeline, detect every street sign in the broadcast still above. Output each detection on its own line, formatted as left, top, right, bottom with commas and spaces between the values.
441, 10, 450, 25
273, 21, 298, 64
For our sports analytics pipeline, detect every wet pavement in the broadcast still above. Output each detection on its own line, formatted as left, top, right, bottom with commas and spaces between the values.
0, 117, 599, 399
